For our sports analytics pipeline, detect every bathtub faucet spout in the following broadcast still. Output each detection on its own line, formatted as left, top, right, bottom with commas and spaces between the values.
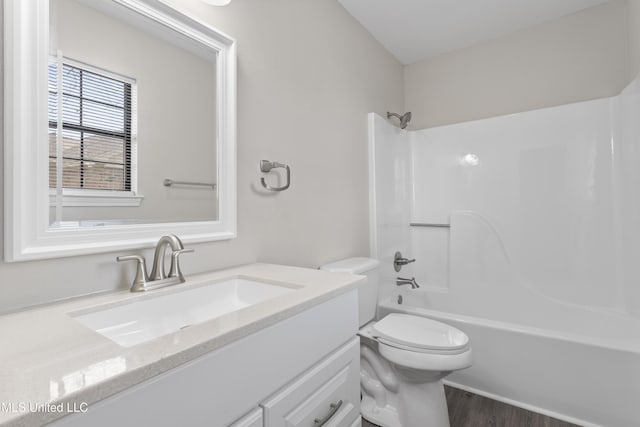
396, 277, 420, 289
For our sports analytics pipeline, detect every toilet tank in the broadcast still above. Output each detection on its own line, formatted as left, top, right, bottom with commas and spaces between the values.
320, 258, 380, 327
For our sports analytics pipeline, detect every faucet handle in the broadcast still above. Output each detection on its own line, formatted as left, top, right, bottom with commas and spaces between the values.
168, 248, 194, 281
393, 251, 416, 272
117, 255, 149, 292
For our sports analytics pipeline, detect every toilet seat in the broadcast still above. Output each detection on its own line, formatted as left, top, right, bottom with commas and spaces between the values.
374, 337, 469, 355
372, 313, 470, 354
359, 313, 473, 371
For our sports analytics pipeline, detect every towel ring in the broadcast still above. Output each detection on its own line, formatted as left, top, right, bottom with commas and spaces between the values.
260, 160, 290, 192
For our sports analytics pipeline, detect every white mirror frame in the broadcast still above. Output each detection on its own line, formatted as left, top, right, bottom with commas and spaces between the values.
4, 0, 237, 261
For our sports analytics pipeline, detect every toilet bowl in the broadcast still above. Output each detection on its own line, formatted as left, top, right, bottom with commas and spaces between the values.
320, 258, 472, 427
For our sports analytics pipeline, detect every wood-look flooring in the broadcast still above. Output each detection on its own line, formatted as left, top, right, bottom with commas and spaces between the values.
361, 386, 581, 427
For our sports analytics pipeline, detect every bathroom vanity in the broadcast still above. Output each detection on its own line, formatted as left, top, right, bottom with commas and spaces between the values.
0, 264, 363, 427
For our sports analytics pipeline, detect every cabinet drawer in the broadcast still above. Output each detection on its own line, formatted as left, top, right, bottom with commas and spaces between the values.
262, 337, 360, 427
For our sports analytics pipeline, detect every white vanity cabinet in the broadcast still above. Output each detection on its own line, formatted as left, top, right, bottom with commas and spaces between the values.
261, 338, 360, 427
49, 290, 360, 427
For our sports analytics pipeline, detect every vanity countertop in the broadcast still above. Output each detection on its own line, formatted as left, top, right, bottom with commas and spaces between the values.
0, 263, 364, 427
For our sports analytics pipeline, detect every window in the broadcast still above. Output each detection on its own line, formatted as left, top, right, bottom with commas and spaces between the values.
48, 59, 135, 192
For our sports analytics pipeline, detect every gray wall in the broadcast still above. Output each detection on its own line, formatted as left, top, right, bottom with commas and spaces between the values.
0, 0, 404, 313
628, 0, 640, 78
404, 1, 632, 129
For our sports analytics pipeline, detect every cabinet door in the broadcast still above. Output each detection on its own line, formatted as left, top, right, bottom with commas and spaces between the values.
230, 408, 263, 427
261, 337, 360, 427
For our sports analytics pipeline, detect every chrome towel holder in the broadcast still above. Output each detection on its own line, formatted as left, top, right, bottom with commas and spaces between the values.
260, 160, 291, 192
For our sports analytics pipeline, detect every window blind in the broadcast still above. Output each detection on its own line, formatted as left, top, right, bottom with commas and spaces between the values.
48, 61, 133, 192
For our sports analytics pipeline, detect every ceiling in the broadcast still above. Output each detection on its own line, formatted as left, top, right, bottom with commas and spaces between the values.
338, 0, 609, 65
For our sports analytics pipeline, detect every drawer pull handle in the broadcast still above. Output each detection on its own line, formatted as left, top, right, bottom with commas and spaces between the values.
313, 400, 343, 426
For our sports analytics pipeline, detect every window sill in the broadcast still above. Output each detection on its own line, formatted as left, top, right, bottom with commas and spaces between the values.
48, 190, 144, 207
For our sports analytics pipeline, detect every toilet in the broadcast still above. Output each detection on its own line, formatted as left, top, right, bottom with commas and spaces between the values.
320, 257, 472, 427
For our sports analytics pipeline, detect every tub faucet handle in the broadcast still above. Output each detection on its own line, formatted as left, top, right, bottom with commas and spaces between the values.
394, 251, 416, 272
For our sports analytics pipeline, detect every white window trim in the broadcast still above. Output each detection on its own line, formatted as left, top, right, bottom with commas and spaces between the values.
49, 56, 140, 198
61, 56, 136, 86
48, 189, 144, 207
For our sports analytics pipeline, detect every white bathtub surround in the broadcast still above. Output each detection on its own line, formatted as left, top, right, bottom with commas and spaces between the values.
367, 76, 640, 426
321, 258, 471, 427
0, 264, 363, 426
367, 117, 412, 306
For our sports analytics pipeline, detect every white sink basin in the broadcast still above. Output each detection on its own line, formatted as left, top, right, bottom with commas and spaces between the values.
70, 278, 295, 347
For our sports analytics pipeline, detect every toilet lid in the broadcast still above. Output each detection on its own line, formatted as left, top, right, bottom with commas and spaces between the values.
372, 313, 469, 351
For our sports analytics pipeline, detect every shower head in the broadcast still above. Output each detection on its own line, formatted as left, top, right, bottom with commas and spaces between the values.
387, 111, 412, 129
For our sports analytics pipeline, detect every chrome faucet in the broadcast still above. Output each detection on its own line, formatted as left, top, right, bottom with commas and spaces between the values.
117, 234, 193, 292
396, 277, 420, 289
149, 234, 191, 281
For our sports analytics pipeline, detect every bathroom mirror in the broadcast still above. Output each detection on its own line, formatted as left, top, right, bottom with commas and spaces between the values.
4, 0, 237, 261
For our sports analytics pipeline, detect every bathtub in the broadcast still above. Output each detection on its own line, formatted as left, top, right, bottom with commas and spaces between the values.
378, 296, 640, 427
